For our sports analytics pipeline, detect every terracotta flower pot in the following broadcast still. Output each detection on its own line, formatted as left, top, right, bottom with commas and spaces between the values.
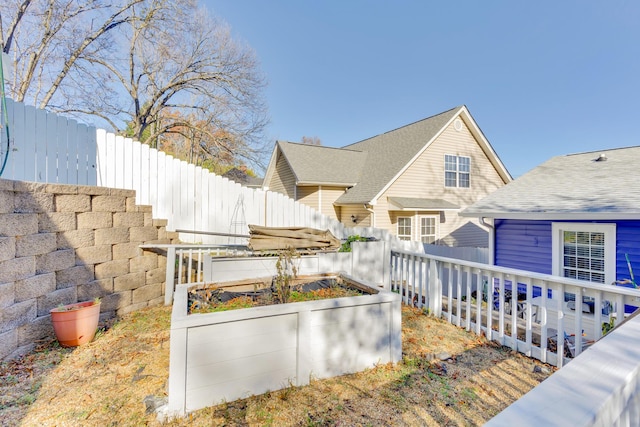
50, 300, 101, 347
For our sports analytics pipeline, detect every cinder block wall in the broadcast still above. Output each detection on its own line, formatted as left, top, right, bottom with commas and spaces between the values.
0, 179, 179, 360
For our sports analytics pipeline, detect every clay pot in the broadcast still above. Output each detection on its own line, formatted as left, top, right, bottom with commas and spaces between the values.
50, 301, 101, 347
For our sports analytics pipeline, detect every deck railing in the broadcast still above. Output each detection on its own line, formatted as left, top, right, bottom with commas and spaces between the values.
391, 249, 640, 368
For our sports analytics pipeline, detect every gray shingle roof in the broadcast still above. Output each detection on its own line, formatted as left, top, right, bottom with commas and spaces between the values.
336, 106, 462, 204
277, 142, 366, 185
461, 146, 640, 218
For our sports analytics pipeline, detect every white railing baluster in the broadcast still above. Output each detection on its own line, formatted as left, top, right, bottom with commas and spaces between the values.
557, 283, 565, 368
539, 280, 549, 364
465, 267, 472, 331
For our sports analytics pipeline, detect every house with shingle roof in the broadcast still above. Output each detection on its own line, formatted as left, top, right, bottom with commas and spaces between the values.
461, 146, 640, 285
263, 105, 511, 247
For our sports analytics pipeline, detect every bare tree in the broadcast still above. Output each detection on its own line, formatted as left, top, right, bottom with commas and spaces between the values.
301, 136, 322, 146
0, 0, 143, 108
1, 0, 269, 169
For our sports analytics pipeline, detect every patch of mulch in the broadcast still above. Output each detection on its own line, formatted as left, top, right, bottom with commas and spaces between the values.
0, 304, 555, 426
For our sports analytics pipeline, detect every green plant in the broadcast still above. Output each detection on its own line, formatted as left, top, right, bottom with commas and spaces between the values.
602, 317, 615, 335
274, 247, 300, 303
339, 235, 369, 252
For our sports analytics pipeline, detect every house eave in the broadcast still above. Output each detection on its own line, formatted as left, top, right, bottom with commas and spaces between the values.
460, 211, 640, 221
297, 181, 356, 187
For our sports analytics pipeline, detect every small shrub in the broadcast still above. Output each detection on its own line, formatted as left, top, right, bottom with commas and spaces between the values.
339, 235, 369, 252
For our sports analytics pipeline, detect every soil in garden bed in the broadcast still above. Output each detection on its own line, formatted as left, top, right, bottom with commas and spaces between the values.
188, 276, 369, 314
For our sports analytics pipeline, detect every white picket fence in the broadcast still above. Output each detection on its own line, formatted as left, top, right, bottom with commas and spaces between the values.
1, 99, 427, 247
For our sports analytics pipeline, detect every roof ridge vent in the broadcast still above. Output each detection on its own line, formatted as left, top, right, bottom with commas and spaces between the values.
595, 153, 607, 162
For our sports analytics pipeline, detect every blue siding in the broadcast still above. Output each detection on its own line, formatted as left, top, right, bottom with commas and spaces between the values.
495, 219, 552, 274
495, 219, 640, 284
615, 221, 640, 283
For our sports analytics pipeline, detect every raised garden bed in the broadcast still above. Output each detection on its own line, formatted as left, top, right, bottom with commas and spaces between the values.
166, 272, 401, 416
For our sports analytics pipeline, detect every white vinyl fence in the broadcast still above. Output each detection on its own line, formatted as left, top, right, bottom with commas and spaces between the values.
0, 99, 351, 243
1, 98, 97, 185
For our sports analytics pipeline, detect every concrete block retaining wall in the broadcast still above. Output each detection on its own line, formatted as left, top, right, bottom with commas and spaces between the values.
0, 179, 179, 360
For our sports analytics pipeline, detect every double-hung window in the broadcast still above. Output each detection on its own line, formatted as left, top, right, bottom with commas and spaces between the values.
397, 217, 412, 241
445, 155, 470, 188
419, 216, 437, 244
552, 223, 616, 285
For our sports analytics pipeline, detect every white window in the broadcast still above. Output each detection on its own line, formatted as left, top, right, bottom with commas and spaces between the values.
445, 155, 470, 188
552, 223, 616, 285
397, 217, 412, 241
420, 216, 438, 244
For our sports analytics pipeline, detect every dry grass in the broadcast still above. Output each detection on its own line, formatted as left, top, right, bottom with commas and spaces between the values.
1, 304, 555, 426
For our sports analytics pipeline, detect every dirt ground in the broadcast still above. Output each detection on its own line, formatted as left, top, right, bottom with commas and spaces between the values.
0, 304, 554, 426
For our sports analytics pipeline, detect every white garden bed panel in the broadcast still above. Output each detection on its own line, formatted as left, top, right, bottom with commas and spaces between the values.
166, 273, 401, 416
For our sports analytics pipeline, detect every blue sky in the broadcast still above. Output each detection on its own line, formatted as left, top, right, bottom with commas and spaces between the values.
206, 1, 640, 178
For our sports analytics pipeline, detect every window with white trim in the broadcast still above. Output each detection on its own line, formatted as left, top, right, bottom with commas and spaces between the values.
397, 217, 412, 241
552, 223, 616, 285
420, 216, 438, 244
445, 155, 470, 188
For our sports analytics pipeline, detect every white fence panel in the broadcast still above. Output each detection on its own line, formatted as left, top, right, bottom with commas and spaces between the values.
6, 100, 413, 246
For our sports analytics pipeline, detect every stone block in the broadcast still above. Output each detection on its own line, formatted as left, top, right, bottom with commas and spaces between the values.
0, 256, 36, 283
92, 195, 126, 212
36, 249, 75, 274
117, 302, 148, 316
0, 213, 38, 236
153, 218, 168, 227
77, 212, 112, 229
0, 282, 15, 309
132, 283, 162, 304
158, 255, 167, 269
15, 273, 56, 302
77, 185, 110, 196
39, 212, 76, 232
114, 272, 146, 292
130, 226, 159, 243
56, 265, 94, 289
109, 188, 136, 197
57, 229, 94, 249
0, 237, 16, 262
161, 229, 180, 241
125, 197, 152, 212
18, 314, 54, 346
75, 245, 112, 265
37, 287, 76, 316
146, 267, 165, 285
142, 239, 171, 246
113, 242, 142, 260
0, 330, 17, 360
45, 183, 78, 195
13, 181, 46, 193
55, 194, 91, 212
0, 300, 37, 333
144, 213, 153, 226
94, 259, 129, 279
0, 191, 14, 214
130, 253, 158, 273
101, 291, 131, 312
14, 192, 54, 213
16, 233, 57, 257
148, 296, 164, 307
113, 212, 145, 228
0, 179, 12, 191
78, 278, 113, 301
95, 227, 129, 245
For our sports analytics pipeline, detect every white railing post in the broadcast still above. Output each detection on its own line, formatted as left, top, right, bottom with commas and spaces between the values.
165, 246, 176, 305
